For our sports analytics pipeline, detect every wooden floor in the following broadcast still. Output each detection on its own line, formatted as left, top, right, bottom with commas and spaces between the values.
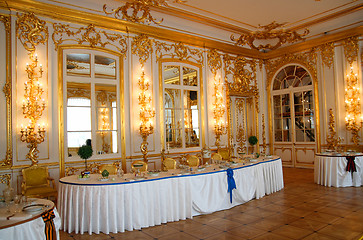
60, 167, 363, 240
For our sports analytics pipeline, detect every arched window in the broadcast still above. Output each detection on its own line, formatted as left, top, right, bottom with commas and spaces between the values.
272, 65, 315, 143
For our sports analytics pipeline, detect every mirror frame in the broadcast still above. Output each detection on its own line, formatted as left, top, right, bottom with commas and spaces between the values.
159, 58, 205, 152
58, 45, 125, 177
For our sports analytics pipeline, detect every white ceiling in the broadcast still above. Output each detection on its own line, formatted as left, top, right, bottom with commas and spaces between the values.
168, 0, 363, 32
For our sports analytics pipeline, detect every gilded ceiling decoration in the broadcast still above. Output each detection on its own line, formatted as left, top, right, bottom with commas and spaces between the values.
155, 41, 204, 65
319, 42, 335, 69
223, 54, 259, 112
230, 21, 309, 51
16, 12, 48, 53
207, 49, 222, 75
103, 0, 185, 25
343, 36, 359, 66
131, 34, 153, 66
52, 24, 127, 54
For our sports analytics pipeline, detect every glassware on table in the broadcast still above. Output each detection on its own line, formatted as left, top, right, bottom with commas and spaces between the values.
13, 194, 22, 213
3, 186, 14, 213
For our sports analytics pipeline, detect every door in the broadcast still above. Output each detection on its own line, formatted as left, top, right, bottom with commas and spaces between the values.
272, 65, 316, 168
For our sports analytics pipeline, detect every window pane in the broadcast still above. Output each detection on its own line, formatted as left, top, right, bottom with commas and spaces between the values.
67, 106, 91, 131
95, 55, 116, 79
183, 67, 198, 86
66, 53, 90, 76
164, 66, 180, 85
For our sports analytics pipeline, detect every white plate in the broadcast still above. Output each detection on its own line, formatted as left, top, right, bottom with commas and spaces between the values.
197, 167, 205, 171
148, 172, 160, 177
98, 178, 109, 182
23, 205, 43, 213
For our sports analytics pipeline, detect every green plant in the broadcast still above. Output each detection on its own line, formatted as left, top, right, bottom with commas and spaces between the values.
78, 144, 93, 170
248, 136, 258, 146
102, 169, 109, 178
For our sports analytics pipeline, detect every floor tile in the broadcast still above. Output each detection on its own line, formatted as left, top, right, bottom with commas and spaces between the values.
140, 224, 179, 238
183, 224, 224, 239
271, 224, 314, 239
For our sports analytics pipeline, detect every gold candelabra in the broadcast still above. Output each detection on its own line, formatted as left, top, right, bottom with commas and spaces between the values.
213, 76, 227, 149
344, 66, 362, 145
20, 53, 46, 165
100, 108, 110, 153
138, 68, 155, 162
326, 108, 343, 152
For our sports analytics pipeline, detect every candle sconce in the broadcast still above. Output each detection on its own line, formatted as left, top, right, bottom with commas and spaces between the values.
213, 76, 227, 149
20, 53, 46, 165
138, 68, 155, 162
344, 67, 362, 145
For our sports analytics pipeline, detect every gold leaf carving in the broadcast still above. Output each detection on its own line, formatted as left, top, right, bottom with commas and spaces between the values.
223, 54, 259, 112
235, 98, 246, 153
155, 41, 204, 65
0, 174, 11, 186
0, 14, 11, 33
52, 23, 127, 54
132, 34, 153, 66
231, 21, 309, 51
103, 0, 185, 25
343, 36, 358, 66
207, 49, 222, 75
319, 42, 334, 69
16, 12, 48, 53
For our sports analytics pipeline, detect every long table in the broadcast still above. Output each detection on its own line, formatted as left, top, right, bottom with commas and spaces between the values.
58, 157, 283, 235
315, 153, 363, 187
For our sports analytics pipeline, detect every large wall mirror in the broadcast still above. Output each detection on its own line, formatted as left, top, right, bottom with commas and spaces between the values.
161, 61, 203, 151
60, 48, 124, 175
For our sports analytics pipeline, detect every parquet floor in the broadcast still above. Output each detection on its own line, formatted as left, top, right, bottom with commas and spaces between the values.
60, 167, 363, 240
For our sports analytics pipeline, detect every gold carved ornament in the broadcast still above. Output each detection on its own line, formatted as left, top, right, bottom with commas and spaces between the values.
326, 108, 343, 151
52, 23, 127, 54
319, 42, 334, 69
0, 174, 11, 186
155, 41, 204, 65
1, 14, 12, 167
103, 0, 185, 25
132, 34, 153, 67
16, 12, 48, 54
212, 76, 227, 149
230, 21, 309, 51
262, 114, 266, 154
343, 36, 359, 67
223, 54, 259, 112
207, 49, 222, 76
235, 98, 247, 154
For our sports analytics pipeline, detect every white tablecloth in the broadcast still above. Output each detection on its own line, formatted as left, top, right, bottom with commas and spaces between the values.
314, 155, 363, 187
0, 199, 61, 240
59, 157, 283, 234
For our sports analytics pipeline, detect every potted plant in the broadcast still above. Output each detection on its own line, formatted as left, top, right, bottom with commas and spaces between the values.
248, 136, 258, 156
77, 142, 93, 177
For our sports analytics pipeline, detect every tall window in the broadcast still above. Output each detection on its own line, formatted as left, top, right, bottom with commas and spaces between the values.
64, 50, 121, 159
162, 63, 201, 150
272, 65, 315, 143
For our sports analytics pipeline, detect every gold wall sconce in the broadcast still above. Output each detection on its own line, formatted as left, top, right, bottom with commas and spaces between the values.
344, 66, 362, 145
20, 53, 46, 165
213, 76, 227, 149
230, 21, 309, 51
100, 108, 110, 153
138, 68, 155, 162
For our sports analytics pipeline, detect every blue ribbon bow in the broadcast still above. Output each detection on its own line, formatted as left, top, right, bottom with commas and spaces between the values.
227, 168, 236, 203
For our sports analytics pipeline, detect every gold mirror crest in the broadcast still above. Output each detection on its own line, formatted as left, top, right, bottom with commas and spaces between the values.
16, 12, 48, 53
155, 41, 204, 65
207, 49, 222, 75
132, 34, 153, 66
230, 21, 309, 51
103, 0, 185, 25
52, 24, 127, 54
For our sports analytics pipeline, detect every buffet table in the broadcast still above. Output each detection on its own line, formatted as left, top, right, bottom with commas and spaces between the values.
0, 198, 61, 240
315, 153, 363, 187
58, 157, 283, 235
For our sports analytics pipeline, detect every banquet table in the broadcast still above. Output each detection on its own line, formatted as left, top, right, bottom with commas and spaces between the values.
314, 153, 363, 187
58, 156, 284, 235
0, 198, 61, 240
